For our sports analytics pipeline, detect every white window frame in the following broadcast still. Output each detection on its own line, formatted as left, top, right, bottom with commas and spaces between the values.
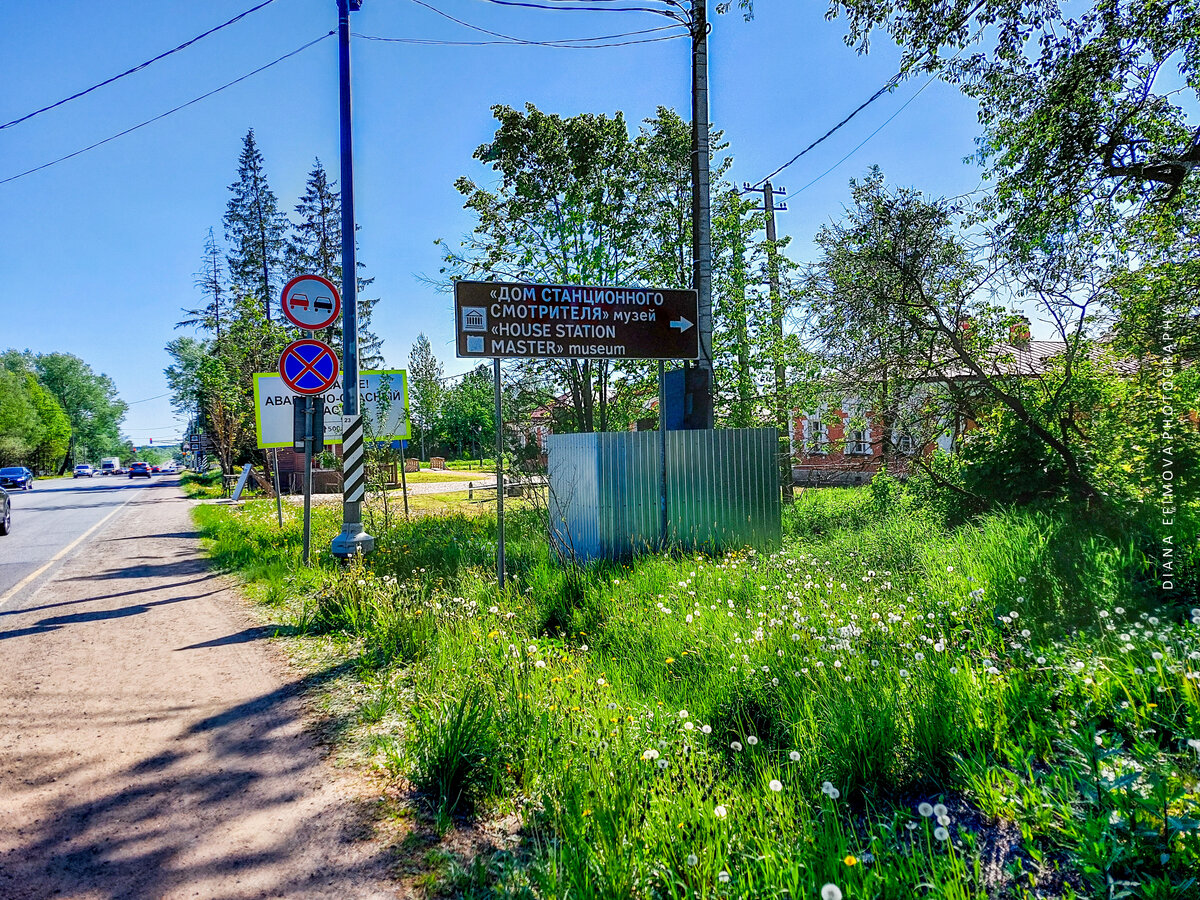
804, 417, 829, 455
893, 430, 917, 455
846, 423, 872, 456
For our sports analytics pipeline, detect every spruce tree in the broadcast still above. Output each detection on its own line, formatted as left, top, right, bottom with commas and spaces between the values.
288, 157, 384, 366
224, 129, 287, 321
179, 227, 227, 339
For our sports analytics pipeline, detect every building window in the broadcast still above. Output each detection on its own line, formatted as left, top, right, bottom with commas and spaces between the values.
805, 418, 828, 455
846, 425, 872, 455
894, 431, 916, 455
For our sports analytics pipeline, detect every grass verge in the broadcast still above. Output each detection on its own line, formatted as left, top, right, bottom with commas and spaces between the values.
189, 486, 1200, 898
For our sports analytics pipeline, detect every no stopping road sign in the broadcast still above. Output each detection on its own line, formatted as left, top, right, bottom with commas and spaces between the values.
279, 339, 340, 395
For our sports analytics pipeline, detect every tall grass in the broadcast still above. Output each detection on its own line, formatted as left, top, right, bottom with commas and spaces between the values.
192, 486, 1200, 898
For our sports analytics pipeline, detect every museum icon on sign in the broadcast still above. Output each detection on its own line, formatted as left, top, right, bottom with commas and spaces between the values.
462, 307, 487, 331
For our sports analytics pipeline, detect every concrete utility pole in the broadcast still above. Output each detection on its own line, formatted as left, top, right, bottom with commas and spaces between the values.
690, 0, 714, 429
331, 0, 373, 557
747, 180, 793, 500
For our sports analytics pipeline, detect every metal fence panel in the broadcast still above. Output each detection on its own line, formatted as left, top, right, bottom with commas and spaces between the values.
548, 428, 780, 562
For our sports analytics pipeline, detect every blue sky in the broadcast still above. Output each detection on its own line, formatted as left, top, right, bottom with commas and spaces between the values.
0, 0, 981, 446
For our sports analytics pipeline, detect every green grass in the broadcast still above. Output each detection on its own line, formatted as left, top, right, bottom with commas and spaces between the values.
190, 485, 1200, 899
402, 471, 483, 483
181, 468, 223, 499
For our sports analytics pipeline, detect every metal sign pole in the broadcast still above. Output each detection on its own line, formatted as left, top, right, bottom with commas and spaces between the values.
303, 398, 314, 564
494, 358, 505, 589
331, 0, 373, 557
271, 448, 283, 526
659, 360, 668, 550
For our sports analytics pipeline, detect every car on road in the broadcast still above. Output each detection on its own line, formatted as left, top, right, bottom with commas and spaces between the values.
74, 464, 95, 478
150, 465, 161, 474
0, 485, 9, 535
0, 467, 33, 491
128, 462, 152, 478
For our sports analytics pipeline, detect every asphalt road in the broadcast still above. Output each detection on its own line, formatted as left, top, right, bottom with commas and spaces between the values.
0, 473, 168, 609
0, 474, 397, 898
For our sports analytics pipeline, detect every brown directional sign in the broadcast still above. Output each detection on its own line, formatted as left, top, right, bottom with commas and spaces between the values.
454, 280, 699, 360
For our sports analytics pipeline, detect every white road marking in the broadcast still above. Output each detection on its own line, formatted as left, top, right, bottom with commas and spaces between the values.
0, 490, 135, 611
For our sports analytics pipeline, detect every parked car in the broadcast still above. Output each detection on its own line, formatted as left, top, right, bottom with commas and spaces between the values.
128, 462, 152, 478
0, 467, 33, 490
74, 464, 95, 478
0, 485, 9, 535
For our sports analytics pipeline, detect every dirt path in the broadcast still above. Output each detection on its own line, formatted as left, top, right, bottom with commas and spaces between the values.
0, 481, 399, 899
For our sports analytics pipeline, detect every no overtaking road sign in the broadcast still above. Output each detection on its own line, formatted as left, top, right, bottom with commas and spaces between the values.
281, 274, 341, 332
454, 280, 699, 360
279, 339, 340, 395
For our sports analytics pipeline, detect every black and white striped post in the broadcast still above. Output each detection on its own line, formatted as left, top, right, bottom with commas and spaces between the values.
330, 0, 373, 558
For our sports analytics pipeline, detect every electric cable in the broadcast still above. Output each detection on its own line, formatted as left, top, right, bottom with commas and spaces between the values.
124, 392, 172, 405
0, 33, 334, 188
477, 0, 684, 19
401, 0, 685, 45
1, 0, 280, 131
791, 71, 942, 196
357, 30, 686, 47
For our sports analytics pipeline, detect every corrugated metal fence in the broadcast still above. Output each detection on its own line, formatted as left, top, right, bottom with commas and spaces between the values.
548, 428, 780, 562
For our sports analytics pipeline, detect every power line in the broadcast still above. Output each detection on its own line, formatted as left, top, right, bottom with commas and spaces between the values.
786, 42, 972, 196
791, 72, 942, 196
1, 0, 280, 131
0, 33, 334, 188
124, 392, 172, 405
357, 29, 686, 47
476, 0, 685, 19
397, 0, 686, 46
749, 74, 902, 189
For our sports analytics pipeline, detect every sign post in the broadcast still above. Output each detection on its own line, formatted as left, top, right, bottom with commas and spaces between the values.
455, 279, 700, 585
494, 358, 504, 588
279, 328, 340, 561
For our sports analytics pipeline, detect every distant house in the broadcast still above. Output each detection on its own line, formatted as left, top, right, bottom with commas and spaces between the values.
790, 333, 1140, 486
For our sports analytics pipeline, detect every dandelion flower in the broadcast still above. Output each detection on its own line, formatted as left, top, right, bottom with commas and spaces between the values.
713, 804, 728, 818
642, 748, 660, 761
936, 814, 951, 827
843, 855, 857, 867
918, 802, 934, 817
821, 885, 843, 900
534, 660, 546, 668
687, 854, 698, 866
701, 724, 712, 734
768, 779, 783, 792
934, 826, 949, 841
596, 678, 606, 686
932, 803, 947, 817
657, 758, 668, 769
731, 741, 743, 752
718, 871, 731, 883
789, 750, 801, 762
821, 781, 835, 795
685, 721, 695, 730
746, 735, 758, 746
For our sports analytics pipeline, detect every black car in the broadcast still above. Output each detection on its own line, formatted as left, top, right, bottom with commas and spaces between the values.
0, 467, 33, 490
0, 485, 10, 535
128, 462, 152, 478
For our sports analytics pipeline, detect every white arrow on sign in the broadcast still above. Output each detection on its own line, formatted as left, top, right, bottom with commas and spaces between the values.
670, 316, 693, 333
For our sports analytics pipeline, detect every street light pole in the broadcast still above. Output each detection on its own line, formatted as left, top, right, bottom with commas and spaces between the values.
331, 0, 374, 557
